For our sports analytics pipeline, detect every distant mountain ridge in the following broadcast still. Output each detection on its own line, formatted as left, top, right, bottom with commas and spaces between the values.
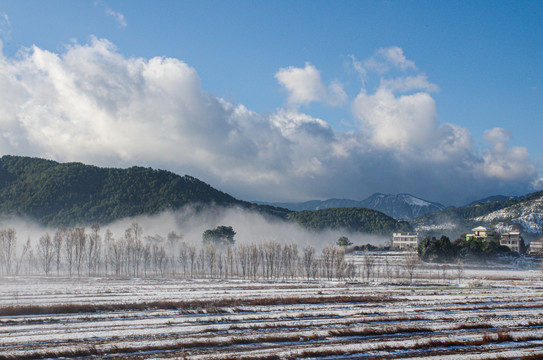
5, 155, 540, 238
260, 193, 446, 219
0, 156, 410, 235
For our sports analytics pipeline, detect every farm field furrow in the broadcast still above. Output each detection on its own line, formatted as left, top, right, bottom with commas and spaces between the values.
2, 275, 543, 359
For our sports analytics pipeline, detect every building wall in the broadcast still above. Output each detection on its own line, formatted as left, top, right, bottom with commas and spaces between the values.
392, 233, 420, 249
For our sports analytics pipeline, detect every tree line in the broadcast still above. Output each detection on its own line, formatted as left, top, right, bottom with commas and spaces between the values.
417, 235, 523, 263
0, 224, 363, 281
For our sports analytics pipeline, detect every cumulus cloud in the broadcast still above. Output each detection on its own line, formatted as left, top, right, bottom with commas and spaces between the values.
364, 46, 417, 73
275, 62, 346, 108
480, 128, 536, 181
0, 39, 538, 205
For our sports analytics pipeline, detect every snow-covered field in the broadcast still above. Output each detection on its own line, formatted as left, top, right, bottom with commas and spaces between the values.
2, 264, 543, 359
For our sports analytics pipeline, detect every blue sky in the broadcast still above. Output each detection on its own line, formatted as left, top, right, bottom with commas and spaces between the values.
0, 1, 541, 205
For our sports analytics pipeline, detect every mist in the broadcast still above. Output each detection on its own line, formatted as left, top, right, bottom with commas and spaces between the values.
104, 205, 390, 251
0, 204, 390, 264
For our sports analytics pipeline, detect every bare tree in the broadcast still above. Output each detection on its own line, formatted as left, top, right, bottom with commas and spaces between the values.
403, 252, 419, 283
16, 237, 31, 275
179, 242, 188, 278
262, 240, 281, 280
281, 243, 298, 281
384, 254, 391, 283
237, 244, 249, 279
248, 244, 260, 279
321, 246, 336, 280
87, 223, 101, 276
142, 243, 151, 277
362, 251, 375, 282
456, 259, 464, 284
155, 246, 167, 277
226, 245, 234, 279
0, 228, 17, 275
206, 244, 217, 278
73, 227, 86, 277
110, 235, 123, 276
103, 229, 114, 276
167, 231, 183, 276
345, 260, 357, 280
188, 244, 196, 279
441, 263, 449, 282
303, 246, 315, 281
37, 234, 54, 276
334, 248, 346, 280
64, 229, 75, 276
53, 227, 66, 276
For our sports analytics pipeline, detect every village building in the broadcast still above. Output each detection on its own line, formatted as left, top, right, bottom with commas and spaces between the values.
392, 233, 421, 250
528, 237, 543, 255
465, 226, 496, 241
500, 231, 521, 252
466, 225, 523, 253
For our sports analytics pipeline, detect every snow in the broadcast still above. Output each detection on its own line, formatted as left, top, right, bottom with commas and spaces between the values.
2, 259, 543, 359
402, 194, 432, 207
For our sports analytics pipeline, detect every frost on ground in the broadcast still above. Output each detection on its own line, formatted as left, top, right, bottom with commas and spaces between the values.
2, 264, 543, 359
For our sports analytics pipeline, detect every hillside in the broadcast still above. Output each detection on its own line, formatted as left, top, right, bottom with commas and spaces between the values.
0, 156, 406, 236
260, 193, 445, 219
287, 207, 412, 235
0, 155, 287, 226
412, 191, 543, 237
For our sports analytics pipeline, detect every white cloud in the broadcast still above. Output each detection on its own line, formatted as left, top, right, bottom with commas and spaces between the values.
104, 7, 127, 28
380, 75, 439, 93
480, 128, 536, 181
353, 85, 439, 153
275, 62, 346, 108
275, 62, 325, 106
364, 46, 417, 74
95, 1, 127, 28
0, 12, 11, 42
0, 39, 538, 205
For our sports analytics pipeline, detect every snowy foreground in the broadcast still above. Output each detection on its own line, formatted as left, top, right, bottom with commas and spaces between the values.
2, 266, 543, 359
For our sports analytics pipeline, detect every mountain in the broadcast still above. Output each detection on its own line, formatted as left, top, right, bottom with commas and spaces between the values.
360, 193, 446, 219
287, 207, 412, 235
467, 195, 519, 206
260, 193, 446, 219
0, 155, 289, 226
412, 191, 543, 238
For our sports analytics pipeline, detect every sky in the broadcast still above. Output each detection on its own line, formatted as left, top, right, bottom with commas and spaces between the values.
0, 0, 541, 206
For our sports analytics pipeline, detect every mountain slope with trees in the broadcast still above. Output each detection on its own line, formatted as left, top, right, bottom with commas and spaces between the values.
0, 155, 288, 226
287, 207, 412, 235
412, 191, 543, 238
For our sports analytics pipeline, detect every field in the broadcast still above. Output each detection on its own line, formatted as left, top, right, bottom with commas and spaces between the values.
2, 257, 543, 359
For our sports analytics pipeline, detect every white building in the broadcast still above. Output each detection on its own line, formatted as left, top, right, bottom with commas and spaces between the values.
500, 231, 521, 252
466, 225, 522, 252
466, 226, 495, 241
392, 233, 421, 250
528, 237, 543, 255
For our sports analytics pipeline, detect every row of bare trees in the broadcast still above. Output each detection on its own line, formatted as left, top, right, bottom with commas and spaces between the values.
0, 224, 358, 280
0, 224, 463, 283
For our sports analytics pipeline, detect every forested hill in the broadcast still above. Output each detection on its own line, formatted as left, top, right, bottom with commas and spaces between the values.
287, 207, 413, 235
0, 155, 286, 226
0, 156, 413, 235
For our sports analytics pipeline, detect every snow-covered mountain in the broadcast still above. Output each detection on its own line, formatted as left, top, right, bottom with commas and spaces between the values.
412, 191, 543, 238
473, 193, 543, 234
361, 193, 446, 219
259, 193, 446, 219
